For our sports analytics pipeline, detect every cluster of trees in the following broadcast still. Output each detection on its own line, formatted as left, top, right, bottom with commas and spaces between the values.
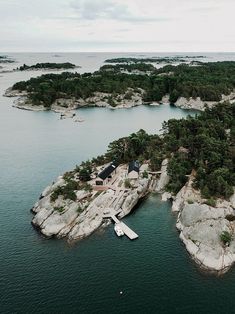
12, 61, 235, 108
104, 102, 235, 200
105, 57, 189, 64
49, 102, 234, 202
100, 63, 155, 73
17, 62, 76, 71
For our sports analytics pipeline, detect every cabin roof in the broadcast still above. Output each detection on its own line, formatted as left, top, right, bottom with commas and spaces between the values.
128, 160, 140, 173
98, 162, 118, 180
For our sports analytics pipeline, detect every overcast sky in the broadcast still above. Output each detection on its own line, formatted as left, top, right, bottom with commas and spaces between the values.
0, 0, 234, 52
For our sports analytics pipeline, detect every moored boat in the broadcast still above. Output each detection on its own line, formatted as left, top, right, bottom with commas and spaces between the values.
114, 224, 124, 237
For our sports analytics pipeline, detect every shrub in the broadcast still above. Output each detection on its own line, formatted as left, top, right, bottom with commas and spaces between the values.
142, 170, 148, 179
204, 198, 216, 207
220, 231, 232, 245
187, 199, 194, 204
54, 206, 65, 213
124, 178, 132, 188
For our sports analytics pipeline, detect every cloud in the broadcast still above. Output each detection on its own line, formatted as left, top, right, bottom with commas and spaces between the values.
69, 0, 166, 22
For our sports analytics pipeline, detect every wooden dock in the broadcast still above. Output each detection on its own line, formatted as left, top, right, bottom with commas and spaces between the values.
117, 221, 138, 240
103, 210, 138, 240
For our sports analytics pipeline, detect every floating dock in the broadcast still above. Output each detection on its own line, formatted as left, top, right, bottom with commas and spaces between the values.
117, 221, 138, 240
103, 210, 138, 240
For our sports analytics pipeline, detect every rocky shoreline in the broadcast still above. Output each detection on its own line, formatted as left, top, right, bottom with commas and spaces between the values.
164, 175, 235, 275
31, 162, 157, 241
31, 154, 235, 274
4, 87, 235, 116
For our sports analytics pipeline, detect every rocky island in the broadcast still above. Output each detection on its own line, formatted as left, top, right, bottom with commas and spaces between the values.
104, 56, 206, 64
4, 61, 235, 116
32, 103, 235, 274
0, 55, 15, 64
15, 62, 77, 71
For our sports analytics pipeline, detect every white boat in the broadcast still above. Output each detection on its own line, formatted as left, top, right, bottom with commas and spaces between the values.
114, 224, 124, 237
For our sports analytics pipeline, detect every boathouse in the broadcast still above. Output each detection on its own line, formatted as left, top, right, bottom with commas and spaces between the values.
127, 160, 140, 180
96, 162, 118, 185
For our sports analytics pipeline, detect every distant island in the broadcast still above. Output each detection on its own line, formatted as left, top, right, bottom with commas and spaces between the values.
5, 61, 235, 114
0, 55, 15, 63
32, 102, 235, 274
100, 62, 156, 74
15, 62, 77, 71
104, 56, 206, 64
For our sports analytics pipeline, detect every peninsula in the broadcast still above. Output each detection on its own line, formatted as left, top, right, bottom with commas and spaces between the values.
5, 61, 235, 114
32, 102, 235, 274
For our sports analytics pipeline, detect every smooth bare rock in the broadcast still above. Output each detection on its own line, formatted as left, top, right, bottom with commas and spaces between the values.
179, 203, 233, 228
32, 195, 54, 214
32, 207, 54, 226
175, 97, 214, 111
177, 203, 235, 272
155, 159, 169, 193
121, 191, 139, 216
161, 95, 170, 104
172, 176, 201, 212
162, 192, 172, 201
230, 189, 235, 207
137, 178, 149, 195
40, 203, 79, 237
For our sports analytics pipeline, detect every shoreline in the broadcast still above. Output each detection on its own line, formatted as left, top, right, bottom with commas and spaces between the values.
32, 158, 235, 275
5, 87, 235, 116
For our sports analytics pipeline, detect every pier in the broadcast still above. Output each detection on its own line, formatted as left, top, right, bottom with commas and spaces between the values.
103, 209, 139, 240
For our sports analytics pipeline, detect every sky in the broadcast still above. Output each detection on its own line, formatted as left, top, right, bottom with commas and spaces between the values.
0, 0, 234, 52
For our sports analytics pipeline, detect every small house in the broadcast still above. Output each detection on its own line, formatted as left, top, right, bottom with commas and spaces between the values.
96, 162, 118, 186
127, 161, 140, 180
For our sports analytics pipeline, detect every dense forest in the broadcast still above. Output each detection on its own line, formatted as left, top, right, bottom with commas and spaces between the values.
89, 102, 234, 201
16, 62, 76, 71
104, 56, 205, 64
100, 63, 156, 73
12, 61, 235, 108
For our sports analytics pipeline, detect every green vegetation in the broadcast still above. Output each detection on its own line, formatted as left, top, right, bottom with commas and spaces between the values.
204, 198, 216, 207
11, 61, 235, 108
54, 206, 65, 213
50, 180, 78, 202
220, 231, 232, 245
77, 161, 92, 182
17, 62, 76, 71
104, 56, 204, 64
77, 205, 84, 213
49, 102, 234, 204
142, 170, 149, 179
105, 103, 235, 199
124, 178, 132, 188
100, 63, 156, 73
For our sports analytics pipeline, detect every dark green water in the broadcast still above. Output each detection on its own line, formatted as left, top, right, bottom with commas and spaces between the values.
1, 53, 235, 314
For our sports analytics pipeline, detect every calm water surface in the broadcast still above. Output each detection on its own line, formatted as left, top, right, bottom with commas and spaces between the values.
1, 53, 235, 314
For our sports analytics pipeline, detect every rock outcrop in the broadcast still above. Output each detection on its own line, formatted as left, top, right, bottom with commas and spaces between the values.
177, 203, 235, 273
155, 159, 169, 193
32, 165, 152, 242
166, 173, 235, 274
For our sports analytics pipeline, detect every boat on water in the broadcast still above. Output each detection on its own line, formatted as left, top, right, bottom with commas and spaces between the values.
114, 224, 124, 237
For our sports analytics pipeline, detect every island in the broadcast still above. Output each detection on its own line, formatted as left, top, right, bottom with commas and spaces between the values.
0, 55, 15, 63
15, 62, 77, 71
5, 61, 235, 115
104, 56, 206, 64
32, 102, 235, 274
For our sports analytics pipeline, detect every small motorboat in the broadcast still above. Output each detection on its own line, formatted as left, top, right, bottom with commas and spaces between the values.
114, 224, 124, 237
